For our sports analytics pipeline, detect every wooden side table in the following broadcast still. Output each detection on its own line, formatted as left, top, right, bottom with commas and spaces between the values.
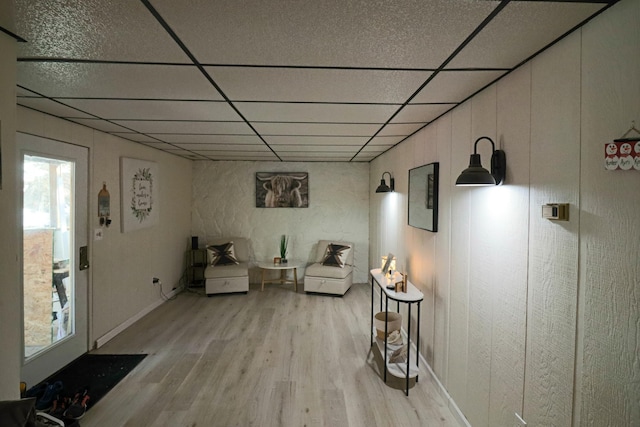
258, 260, 302, 291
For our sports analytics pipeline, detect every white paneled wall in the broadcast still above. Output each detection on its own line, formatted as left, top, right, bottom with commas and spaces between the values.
369, 1, 639, 426
192, 161, 370, 284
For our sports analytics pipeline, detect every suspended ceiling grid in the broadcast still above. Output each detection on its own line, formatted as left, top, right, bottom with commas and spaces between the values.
8, 0, 617, 162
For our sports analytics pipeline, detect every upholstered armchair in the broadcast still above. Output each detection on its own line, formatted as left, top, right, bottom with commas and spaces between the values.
204, 237, 250, 295
303, 240, 354, 296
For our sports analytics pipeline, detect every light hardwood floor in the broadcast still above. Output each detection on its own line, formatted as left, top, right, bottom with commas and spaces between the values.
82, 282, 459, 427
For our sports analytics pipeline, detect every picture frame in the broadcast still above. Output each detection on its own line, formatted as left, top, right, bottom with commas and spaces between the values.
120, 157, 159, 232
408, 162, 439, 232
255, 172, 309, 208
381, 253, 395, 275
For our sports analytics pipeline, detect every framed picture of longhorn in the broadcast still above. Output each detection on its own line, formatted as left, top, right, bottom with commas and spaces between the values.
256, 172, 309, 208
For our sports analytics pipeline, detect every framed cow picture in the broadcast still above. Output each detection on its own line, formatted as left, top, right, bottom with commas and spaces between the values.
256, 172, 309, 208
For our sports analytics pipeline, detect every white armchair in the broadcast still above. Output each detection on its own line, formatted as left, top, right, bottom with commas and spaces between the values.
204, 237, 250, 295
303, 240, 354, 296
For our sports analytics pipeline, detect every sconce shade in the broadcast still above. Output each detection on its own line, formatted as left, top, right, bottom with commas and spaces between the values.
456, 137, 506, 186
375, 172, 395, 193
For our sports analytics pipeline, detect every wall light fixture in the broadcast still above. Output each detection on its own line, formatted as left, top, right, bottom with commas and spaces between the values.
455, 136, 506, 186
375, 171, 395, 193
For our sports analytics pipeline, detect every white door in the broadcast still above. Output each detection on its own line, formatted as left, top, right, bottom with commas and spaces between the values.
19, 133, 89, 387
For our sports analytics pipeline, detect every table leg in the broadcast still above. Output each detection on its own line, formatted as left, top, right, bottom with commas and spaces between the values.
293, 268, 298, 291
261, 269, 265, 291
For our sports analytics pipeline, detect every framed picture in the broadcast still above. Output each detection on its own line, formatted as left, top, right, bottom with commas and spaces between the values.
408, 162, 439, 232
120, 157, 159, 232
255, 172, 309, 208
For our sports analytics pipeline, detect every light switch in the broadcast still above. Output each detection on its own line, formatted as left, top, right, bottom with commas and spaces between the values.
542, 203, 569, 221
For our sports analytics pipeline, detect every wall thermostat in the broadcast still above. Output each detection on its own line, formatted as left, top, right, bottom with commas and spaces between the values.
542, 203, 569, 221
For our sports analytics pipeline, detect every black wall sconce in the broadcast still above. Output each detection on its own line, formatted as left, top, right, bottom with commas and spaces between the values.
375, 171, 395, 193
456, 136, 506, 186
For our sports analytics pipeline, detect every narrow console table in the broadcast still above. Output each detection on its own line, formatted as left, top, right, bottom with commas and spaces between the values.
370, 268, 424, 396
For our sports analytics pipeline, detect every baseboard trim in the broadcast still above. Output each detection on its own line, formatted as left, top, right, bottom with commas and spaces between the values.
416, 347, 471, 427
95, 288, 181, 348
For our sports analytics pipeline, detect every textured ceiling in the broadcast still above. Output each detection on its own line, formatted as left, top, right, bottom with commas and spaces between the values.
9, 0, 616, 162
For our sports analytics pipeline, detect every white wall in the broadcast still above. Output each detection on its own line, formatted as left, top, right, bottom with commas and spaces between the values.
370, 1, 639, 426
192, 161, 370, 284
16, 107, 193, 347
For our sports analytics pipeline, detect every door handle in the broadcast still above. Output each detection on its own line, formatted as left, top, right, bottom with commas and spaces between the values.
79, 246, 89, 270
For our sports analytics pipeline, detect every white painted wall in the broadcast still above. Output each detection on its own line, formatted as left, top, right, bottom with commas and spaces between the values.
16, 106, 193, 347
370, 1, 639, 426
192, 161, 370, 284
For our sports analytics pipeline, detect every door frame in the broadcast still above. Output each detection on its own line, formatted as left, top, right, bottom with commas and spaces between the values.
18, 132, 90, 386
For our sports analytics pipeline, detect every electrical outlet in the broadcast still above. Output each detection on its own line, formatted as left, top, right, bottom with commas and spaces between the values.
515, 413, 527, 426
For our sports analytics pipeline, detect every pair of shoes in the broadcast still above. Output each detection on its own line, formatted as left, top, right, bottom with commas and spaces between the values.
35, 381, 64, 411
63, 387, 90, 420
49, 394, 71, 418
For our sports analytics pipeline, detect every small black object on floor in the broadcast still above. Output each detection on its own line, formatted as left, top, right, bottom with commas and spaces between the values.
27, 353, 147, 416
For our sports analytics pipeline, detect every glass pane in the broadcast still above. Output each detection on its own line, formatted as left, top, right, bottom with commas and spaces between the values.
23, 155, 74, 359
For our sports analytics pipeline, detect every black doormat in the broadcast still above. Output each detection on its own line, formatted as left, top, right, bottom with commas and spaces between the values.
29, 353, 147, 413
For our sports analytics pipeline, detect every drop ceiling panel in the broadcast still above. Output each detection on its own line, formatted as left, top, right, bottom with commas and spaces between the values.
253, 122, 381, 137
17, 97, 94, 119
265, 136, 369, 146
210, 67, 432, 104
151, 134, 263, 145
15, 0, 188, 62
61, 100, 239, 121
153, 0, 499, 68
272, 145, 359, 153
67, 118, 133, 133
391, 104, 454, 124
236, 102, 399, 124
412, 71, 508, 104
369, 136, 406, 146
279, 153, 358, 162
17, 63, 219, 100
448, 1, 606, 68
172, 143, 270, 152
111, 133, 165, 143
377, 123, 427, 137
111, 120, 250, 135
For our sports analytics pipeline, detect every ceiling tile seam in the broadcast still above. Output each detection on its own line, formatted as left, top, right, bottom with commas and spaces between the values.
351, 0, 513, 161
0, 25, 27, 42
15, 57, 511, 75
140, 0, 282, 161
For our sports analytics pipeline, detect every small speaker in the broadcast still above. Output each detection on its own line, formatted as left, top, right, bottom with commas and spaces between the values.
191, 236, 199, 250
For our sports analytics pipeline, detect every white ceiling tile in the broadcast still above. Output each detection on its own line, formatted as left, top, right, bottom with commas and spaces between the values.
61, 100, 239, 121
265, 136, 369, 146
17, 97, 94, 119
111, 120, 251, 134
171, 143, 269, 152
391, 104, 453, 124
253, 122, 380, 136
111, 133, 164, 143
153, 135, 262, 145
17, 63, 220, 100
153, 0, 498, 68
369, 136, 406, 146
15, 0, 188, 62
412, 71, 507, 103
67, 118, 132, 133
236, 102, 398, 124
377, 123, 425, 137
209, 67, 432, 103
448, 2, 606, 68
273, 145, 359, 153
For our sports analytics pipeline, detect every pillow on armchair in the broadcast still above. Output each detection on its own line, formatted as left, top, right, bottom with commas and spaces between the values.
206, 242, 239, 266
321, 243, 352, 268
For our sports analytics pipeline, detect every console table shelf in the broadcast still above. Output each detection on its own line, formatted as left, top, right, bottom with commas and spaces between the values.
370, 268, 424, 396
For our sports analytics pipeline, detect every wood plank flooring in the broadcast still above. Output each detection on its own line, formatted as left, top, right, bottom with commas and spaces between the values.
81, 283, 459, 427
